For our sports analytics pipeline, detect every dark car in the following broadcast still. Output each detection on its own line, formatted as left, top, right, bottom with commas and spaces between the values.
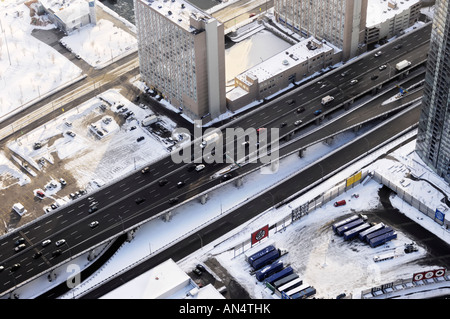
14, 244, 26, 253
135, 197, 146, 205
279, 122, 287, 128
88, 206, 98, 214
15, 237, 25, 246
137, 136, 145, 142
159, 179, 168, 186
193, 267, 202, 276
394, 44, 403, 50
221, 174, 232, 182
52, 250, 62, 257
187, 164, 196, 172
10, 263, 21, 272
314, 110, 322, 116
296, 107, 305, 113
196, 264, 206, 272
371, 74, 379, 80
33, 251, 43, 259
168, 197, 179, 205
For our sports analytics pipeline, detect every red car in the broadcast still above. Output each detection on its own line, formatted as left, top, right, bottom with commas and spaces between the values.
334, 200, 346, 207
36, 190, 45, 198
249, 13, 256, 18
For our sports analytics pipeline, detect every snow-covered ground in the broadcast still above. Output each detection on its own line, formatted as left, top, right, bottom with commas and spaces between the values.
0, 0, 136, 123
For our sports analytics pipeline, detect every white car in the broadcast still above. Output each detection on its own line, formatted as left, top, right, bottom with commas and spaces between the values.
89, 221, 99, 228
374, 51, 382, 57
42, 239, 51, 247
195, 164, 205, 172
55, 239, 66, 247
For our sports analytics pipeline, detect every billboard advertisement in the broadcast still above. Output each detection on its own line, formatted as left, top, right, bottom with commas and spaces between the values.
251, 224, 269, 246
412, 268, 446, 281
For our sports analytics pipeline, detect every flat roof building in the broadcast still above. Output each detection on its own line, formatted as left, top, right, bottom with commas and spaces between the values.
273, 0, 368, 61
134, 0, 227, 121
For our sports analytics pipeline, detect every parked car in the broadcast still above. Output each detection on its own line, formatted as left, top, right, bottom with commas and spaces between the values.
137, 136, 145, 142
36, 190, 45, 198
334, 200, 346, 207
59, 178, 67, 186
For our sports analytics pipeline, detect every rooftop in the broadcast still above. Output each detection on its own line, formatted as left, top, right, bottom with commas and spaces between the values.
366, 0, 421, 28
40, 0, 90, 23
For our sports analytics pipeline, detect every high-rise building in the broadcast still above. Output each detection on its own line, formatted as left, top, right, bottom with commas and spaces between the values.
274, 0, 368, 60
416, 0, 450, 183
134, 0, 226, 121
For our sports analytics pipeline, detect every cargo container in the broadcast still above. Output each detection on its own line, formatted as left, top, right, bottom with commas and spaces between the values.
343, 223, 371, 241
336, 218, 364, 236
369, 231, 397, 248
365, 226, 393, 243
264, 266, 294, 285
285, 283, 310, 297
255, 260, 283, 281
358, 223, 385, 241
292, 286, 316, 299
251, 249, 280, 270
273, 273, 299, 288
332, 215, 359, 232
277, 277, 303, 294
247, 245, 276, 265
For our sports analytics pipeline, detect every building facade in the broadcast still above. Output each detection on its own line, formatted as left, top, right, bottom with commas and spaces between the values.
365, 0, 421, 47
416, 0, 450, 183
273, 0, 368, 60
134, 0, 226, 121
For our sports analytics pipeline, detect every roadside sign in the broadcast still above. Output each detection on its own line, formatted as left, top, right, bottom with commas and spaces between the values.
251, 224, 269, 246
435, 209, 445, 225
413, 268, 446, 281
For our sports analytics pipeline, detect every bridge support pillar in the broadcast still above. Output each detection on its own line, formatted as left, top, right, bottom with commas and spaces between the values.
126, 228, 136, 242
353, 125, 361, 133
87, 248, 97, 261
235, 177, 243, 187
325, 136, 334, 146
270, 158, 279, 172
200, 194, 208, 205
47, 270, 57, 282
298, 148, 305, 158
371, 87, 377, 95
162, 211, 172, 221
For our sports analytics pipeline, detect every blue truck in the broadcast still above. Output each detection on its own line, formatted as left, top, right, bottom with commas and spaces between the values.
358, 223, 385, 241
365, 226, 393, 243
255, 260, 284, 282
336, 218, 364, 236
368, 231, 397, 248
343, 223, 371, 241
264, 266, 294, 285
291, 286, 316, 299
247, 245, 276, 266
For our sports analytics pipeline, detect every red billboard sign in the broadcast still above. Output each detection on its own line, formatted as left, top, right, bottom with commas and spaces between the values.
413, 268, 446, 281
251, 225, 269, 245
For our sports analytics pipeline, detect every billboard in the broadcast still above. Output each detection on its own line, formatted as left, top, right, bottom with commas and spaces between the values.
346, 171, 362, 187
435, 209, 445, 225
251, 224, 269, 245
412, 268, 446, 281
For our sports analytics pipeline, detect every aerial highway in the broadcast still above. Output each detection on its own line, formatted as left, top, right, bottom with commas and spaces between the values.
0, 23, 431, 297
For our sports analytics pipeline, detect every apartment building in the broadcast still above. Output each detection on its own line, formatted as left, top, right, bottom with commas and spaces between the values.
273, 0, 368, 60
416, 0, 450, 183
134, 0, 226, 121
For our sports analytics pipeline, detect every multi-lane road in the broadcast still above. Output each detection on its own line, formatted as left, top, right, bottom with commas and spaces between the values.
0, 22, 431, 297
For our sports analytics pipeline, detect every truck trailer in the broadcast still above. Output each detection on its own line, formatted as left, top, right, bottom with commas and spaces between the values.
273, 273, 299, 288
343, 223, 371, 241
277, 277, 303, 294
358, 223, 385, 241
332, 215, 359, 232
247, 245, 275, 266
395, 60, 411, 71
255, 260, 283, 281
369, 231, 397, 248
264, 266, 294, 285
336, 218, 364, 236
250, 248, 280, 270
365, 226, 393, 243
291, 286, 316, 299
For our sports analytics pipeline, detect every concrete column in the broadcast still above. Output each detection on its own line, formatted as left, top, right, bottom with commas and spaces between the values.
270, 158, 279, 172
200, 194, 208, 205
298, 149, 305, 158
325, 136, 334, 145
235, 177, 243, 187
87, 249, 97, 261
47, 270, 57, 282
126, 229, 136, 242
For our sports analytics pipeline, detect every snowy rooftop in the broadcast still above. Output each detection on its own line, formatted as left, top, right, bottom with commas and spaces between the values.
366, 0, 421, 28
39, 0, 90, 22
137, 0, 215, 33
236, 37, 333, 85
